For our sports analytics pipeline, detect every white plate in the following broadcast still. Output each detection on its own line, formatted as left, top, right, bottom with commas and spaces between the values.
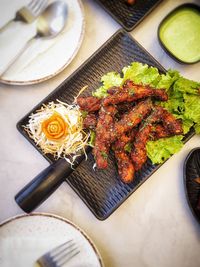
0, 213, 104, 267
0, 0, 85, 85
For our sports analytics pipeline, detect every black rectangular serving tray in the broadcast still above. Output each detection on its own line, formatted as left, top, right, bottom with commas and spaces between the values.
17, 29, 194, 220
94, 0, 163, 31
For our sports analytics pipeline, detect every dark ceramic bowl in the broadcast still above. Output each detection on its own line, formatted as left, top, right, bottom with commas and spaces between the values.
184, 148, 200, 224
158, 3, 200, 64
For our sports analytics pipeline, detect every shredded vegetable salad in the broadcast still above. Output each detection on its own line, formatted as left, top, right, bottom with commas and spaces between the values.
24, 100, 89, 165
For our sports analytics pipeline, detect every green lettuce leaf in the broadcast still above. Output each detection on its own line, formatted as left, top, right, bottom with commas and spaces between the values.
122, 62, 161, 86
156, 70, 180, 90
184, 94, 200, 124
160, 96, 184, 115
194, 124, 200, 134
88, 130, 96, 147
92, 72, 122, 98
122, 62, 148, 81
178, 117, 194, 134
159, 74, 200, 136
146, 136, 184, 164
173, 77, 200, 95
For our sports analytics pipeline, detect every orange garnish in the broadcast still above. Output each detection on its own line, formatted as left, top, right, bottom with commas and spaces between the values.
42, 112, 68, 141
194, 177, 200, 184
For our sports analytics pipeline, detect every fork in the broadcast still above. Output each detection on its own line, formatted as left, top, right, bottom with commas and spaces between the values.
0, 0, 48, 31
36, 240, 80, 267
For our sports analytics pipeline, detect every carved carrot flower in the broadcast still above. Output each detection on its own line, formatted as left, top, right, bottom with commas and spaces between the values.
42, 112, 68, 141
24, 100, 89, 162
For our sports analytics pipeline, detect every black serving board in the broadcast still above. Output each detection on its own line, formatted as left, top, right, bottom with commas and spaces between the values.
184, 148, 200, 224
94, 0, 162, 31
17, 29, 194, 220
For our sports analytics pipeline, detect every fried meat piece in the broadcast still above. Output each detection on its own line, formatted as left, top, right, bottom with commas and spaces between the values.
107, 86, 121, 95
115, 102, 135, 115
114, 99, 153, 136
161, 109, 183, 135
93, 105, 117, 169
113, 131, 136, 183
131, 106, 183, 170
151, 124, 172, 140
123, 80, 168, 102
125, 0, 136, 5
77, 96, 101, 112
83, 113, 97, 130
115, 151, 135, 183
103, 80, 168, 106
149, 106, 183, 136
131, 126, 151, 171
131, 106, 166, 171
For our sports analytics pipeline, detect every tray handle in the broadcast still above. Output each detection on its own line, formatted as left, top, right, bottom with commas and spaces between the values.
15, 156, 84, 213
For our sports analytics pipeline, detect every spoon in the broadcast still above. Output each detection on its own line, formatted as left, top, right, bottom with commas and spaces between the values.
0, 1, 68, 76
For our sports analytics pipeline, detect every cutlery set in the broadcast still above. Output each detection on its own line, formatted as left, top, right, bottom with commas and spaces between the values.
0, 0, 47, 29
36, 239, 80, 267
0, 0, 68, 76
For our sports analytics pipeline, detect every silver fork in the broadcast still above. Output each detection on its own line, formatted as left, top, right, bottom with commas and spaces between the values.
36, 240, 80, 267
0, 0, 48, 31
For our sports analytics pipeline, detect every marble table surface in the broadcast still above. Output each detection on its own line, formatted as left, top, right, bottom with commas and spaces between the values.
0, 0, 200, 266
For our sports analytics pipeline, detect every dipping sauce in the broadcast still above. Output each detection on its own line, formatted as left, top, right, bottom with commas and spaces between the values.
158, 4, 200, 64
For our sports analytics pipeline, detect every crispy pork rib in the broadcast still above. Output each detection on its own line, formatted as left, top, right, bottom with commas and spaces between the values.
131, 106, 183, 170
151, 125, 174, 140
83, 113, 97, 130
77, 96, 101, 112
93, 105, 117, 169
103, 80, 168, 106
150, 124, 171, 140
113, 131, 136, 183
107, 86, 121, 95
131, 126, 151, 171
161, 109, 183, 135
131, 106, 165, 171
125, 0, 136, 4
77, 80, 168, 112
114, 98, 153, 136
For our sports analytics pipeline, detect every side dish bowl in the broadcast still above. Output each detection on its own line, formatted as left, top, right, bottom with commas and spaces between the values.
184, 148, 200, 224
158, 4, 200, 64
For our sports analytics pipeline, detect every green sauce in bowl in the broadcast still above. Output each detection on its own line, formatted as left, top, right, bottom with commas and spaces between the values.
158, 4, 200, 64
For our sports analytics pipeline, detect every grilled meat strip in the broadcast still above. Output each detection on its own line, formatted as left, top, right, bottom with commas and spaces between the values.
125, 0, 136, 5
107, 86, 121, 95
131, 106, 165, 171
131, 106, 183, 170
77, 96, 101, 112
83, 113, 97, 130
151, 124, 174, 140
113, 131, 137, 183
114, 98, 153, 136
77, 80, 168, 112
93, 105, 117, 169
103, 80, 168, 106
149, 106, 183, 136
161, 109, 183, 135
